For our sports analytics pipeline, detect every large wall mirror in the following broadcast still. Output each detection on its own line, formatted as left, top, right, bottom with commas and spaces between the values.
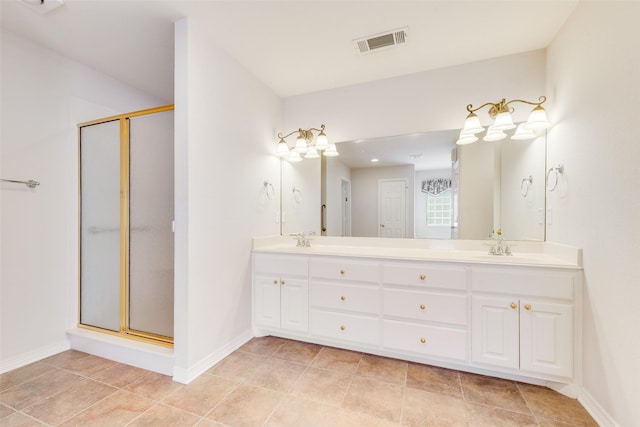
281, 128, 546, 242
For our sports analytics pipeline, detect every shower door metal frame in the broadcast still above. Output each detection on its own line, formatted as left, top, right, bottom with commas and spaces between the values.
78, 104, 174, 347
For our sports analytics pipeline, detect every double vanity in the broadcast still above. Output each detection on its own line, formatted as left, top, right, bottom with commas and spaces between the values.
251, 236, 583, 396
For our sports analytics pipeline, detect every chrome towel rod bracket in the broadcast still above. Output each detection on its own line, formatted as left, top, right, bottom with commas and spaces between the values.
1, 179, 40, 188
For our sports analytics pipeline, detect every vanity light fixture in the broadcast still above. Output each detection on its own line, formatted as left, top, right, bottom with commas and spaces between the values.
276, 124, 337, 162
456, 96, 550, 145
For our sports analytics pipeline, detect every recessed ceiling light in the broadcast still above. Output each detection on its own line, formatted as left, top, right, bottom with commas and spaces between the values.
371, 158, 379, 163
409, 153, 423, 159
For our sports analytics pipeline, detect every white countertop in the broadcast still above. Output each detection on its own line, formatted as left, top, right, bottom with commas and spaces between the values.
252, 236, 582, 269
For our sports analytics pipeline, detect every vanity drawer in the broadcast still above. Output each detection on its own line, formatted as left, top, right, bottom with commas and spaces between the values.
383, 288, 467, 326
311, 281, 379, 314
311, 310, 379, 346
254, 253, 308, 277
472, 269, 574, 300
383, 262, 468, 290
311, 258, 380, 283
383, 320, 467, 361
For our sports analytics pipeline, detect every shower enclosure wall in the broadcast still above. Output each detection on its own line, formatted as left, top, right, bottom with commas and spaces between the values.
79, 106, 174, 345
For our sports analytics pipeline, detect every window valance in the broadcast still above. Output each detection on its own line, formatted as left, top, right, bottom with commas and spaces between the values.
421, 178, 451, 196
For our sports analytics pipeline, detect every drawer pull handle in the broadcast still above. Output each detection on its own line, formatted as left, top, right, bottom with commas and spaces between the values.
510, 303, 517, 309
420, 338, 426, 344
525, 304, 532, 311
419, 274, 426, 281
340, 296, 346, 301
340, 269, 345, 275
419, 304, 425, 310
273, 279, 278, 284
340, 325, 345, 331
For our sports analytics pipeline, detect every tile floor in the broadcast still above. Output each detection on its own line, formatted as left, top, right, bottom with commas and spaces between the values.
0, 336, 598, 426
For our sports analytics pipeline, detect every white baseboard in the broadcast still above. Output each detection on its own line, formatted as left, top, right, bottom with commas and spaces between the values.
172, 330, 253, 384
66, 328, 174, 376
0, 340, 70, 374
579, 388, 620, 427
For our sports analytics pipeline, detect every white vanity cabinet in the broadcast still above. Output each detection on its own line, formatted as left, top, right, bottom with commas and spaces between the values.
471, 268, 575, 379
382, 262, 469, 361
309, 257, 381, 346
253, 254, 309, 333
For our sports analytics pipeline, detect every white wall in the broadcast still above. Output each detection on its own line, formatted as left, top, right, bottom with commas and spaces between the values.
0, 30, 164, 371
283, 50, 546, 142
351, 165, 414, 238
173, 18, 281, 382
546, 3, 640, 426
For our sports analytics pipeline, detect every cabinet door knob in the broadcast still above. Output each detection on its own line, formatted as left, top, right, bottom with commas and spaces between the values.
281, 280, 285, 285
419, 274, 426, 281
273, 279, 278, 284
525, 304, 532, 311
340, 296, 346, 301
339, 269, 345, 275
510, 303, 517, 309
419, 304, 425, 310
420, 338, 426, 344
340, 325, 345, 331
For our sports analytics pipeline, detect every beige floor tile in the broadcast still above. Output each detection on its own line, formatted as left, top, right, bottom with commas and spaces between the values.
246, 357, 306, 392
356, 354, 408, 385
0, 369, 84, 410
272, 340, 322, 365
402, 387, 468, 427
195, 419, 227, 427
0, 362, 55, 392
518, 383, 598, 426
58, 389, 155, 427
0, 403, 15, 418
267, 395, 401, 427
289, 367, 352, 406
124, 371, 183, 401
207, 351, 268, 382
207, 383, 283, 427
537, 417, 588, 426
466, 402, 537, 427
1, 412, 47, 426
342, 376, 404, 423
239, 336, 287, 356
59, 354, 118, 377
162, 374, 238, 417
90, 363, 151, 388
41, 350, 90, 367
127, 403, 200, 427
311, 346, 362, 374
406, 362, 462, 398
21, 378, 116, 425
460, 372, 531, 414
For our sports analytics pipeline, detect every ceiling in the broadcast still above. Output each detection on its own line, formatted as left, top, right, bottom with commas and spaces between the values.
0, 0, 579, 102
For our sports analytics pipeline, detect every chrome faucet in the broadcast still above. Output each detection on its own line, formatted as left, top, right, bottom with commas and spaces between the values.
488, 229, 512, 255
290, 232, 314, 247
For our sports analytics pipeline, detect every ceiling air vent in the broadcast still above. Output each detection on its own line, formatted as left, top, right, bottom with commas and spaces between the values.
354, 27, 408, 54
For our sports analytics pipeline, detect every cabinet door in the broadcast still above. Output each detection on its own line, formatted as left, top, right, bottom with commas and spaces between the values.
471, 296, 519, 369
254, 274, 281, 329
280, 277, 309, 333
520, 300, 573, 378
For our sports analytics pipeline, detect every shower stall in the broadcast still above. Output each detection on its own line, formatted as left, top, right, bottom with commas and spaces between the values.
78, 106, 174, 345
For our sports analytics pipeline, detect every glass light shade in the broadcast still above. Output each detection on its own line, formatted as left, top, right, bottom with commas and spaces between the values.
315, 132, 329, 150
287, 151, 302, 162
493, 111, 516, 131
293, 136, 308, 153
276, 140, 289, 157
524, 105, 550, 131
455, 132, 478, 145
483, 125, 507, 142
461, 113, 484, 134
511, 123, 536, 140
304, 147, 320, 159
323, 143, 339, 157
